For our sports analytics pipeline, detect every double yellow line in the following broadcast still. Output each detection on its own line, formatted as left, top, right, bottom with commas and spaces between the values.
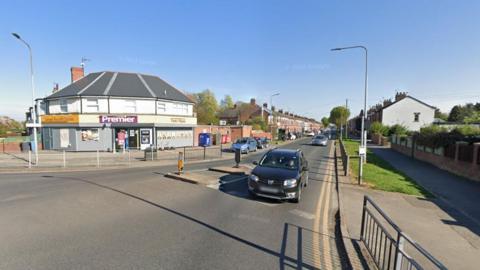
312, 144, 335, 269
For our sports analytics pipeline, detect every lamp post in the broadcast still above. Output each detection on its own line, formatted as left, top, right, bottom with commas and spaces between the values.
12, 33, 39, 164
331, 46, 368, 184
270, 93, 280, 139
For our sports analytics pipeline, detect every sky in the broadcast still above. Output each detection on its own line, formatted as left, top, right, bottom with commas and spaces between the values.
1, 0, 479, 120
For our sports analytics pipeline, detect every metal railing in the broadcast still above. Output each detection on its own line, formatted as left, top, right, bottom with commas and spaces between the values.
1, 144, 232, 169
360, 196, 447, 270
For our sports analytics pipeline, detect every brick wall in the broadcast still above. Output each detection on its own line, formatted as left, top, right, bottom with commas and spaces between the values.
391, 141, 480, 182
1, 142, 43, 152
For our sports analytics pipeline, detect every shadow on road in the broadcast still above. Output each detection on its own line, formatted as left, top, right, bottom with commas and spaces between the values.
217, 174, 282, 205
39, 174, 345, 269
279, 223, 351, 270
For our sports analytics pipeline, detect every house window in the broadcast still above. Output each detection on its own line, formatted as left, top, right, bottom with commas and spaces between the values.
174, 103, 188, 115
60, 99, 68, 113
125, 100, 137, 113
414, 112, 420, 122
86, 98, 99, 112
157, 102, 166, 113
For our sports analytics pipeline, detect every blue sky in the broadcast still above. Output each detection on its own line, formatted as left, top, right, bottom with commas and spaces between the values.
1, 0, 479, 120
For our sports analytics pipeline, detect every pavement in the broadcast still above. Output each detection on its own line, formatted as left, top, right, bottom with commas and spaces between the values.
337, 146, 480, 270
0, 137, 352, 270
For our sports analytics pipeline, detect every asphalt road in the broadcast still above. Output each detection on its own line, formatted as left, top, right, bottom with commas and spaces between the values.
0, 138, 349, 270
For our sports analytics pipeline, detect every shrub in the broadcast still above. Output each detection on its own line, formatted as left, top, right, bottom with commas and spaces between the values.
370, 121, 389, 136
451, 125, 480, 136
389, 124, 409, 136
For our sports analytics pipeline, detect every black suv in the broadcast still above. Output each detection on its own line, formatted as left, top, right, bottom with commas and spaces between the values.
248, 148, 309, 203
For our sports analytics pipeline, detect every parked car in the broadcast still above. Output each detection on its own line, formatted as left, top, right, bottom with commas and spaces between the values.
248, 148, 309, 203
311, 135, 328, 146
231, 137, 257, 154
255, 137, 269, 149
304, 131, 315, 137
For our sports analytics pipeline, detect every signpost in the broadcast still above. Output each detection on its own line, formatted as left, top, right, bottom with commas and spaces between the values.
234, 148, 241, 168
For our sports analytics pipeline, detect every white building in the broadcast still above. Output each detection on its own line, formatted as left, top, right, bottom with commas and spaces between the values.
39, 68, 196, 151
368, 94, 435, 131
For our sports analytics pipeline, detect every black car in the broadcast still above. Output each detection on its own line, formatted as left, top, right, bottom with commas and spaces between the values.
248, 148, 309, 203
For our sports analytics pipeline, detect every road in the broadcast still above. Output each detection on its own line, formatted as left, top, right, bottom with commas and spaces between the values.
0, 138, 349, 270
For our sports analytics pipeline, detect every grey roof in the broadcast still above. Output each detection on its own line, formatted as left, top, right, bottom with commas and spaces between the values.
46, 71, 193, 103
382, 95, 435, 110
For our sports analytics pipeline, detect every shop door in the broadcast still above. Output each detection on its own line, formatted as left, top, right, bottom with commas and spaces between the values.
140, 128, 152, 150
128, 129, 138, 149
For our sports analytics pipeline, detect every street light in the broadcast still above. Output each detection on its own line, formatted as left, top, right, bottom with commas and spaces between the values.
12, 33, 38, 164
270, 93, 280, 139
331, 45, 368, 184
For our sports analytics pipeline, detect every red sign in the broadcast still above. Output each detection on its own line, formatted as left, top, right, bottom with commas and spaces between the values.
100, 115, 137, 123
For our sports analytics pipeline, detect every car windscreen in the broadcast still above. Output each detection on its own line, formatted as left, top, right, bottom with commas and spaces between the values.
259, 152, 298, 170
315, 135, 326, 140
236, 139, 248, 144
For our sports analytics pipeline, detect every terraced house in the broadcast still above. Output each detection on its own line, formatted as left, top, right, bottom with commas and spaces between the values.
38, 67, 196, 151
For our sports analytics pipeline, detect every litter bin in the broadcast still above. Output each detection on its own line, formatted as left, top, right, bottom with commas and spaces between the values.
198, 133, 212, 147
144, 146, 158, 160
20, 142, 31, 152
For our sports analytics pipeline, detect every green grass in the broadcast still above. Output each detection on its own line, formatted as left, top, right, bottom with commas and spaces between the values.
342, 139, 431, 197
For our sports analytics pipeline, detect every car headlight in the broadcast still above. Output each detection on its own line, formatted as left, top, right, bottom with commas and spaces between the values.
283, 179, 297, 187
249, 174, 259, 182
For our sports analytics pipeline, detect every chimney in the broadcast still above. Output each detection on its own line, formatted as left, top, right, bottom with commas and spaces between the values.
250, 98, 256, 106
395, 91, 407, 102
279, 109, 283, 114
271, 106, 276, 112
263, 103, 268, 108
71, 66, 84, 83
52, 83, 59, 93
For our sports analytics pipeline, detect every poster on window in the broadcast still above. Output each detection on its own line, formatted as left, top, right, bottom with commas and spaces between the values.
60, 129, 69, 148
81, 129, 99, 141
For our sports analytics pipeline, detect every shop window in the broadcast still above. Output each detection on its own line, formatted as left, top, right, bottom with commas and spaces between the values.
157, 102, 166, 113
125, 100, 137, 113
86, 98, 99, 112
60, 99, 68, 113
81, 129, 99, 141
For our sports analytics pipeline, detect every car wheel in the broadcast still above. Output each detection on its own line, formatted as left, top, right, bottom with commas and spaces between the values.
291, 187, 301, 203
248, 189, 256, 198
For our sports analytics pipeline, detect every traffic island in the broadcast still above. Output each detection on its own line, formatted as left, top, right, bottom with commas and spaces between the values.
164, 171, 222, 186
208, 165, 251, 175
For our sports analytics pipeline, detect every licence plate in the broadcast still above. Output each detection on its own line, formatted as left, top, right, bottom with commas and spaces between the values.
259, 186, 279, 193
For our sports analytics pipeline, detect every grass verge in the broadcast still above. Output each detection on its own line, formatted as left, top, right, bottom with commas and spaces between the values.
342, 139, 431, 197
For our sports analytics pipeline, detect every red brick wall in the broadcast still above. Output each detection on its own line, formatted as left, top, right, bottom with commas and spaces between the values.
391, 143, 480, 182
1, 142, 43, 152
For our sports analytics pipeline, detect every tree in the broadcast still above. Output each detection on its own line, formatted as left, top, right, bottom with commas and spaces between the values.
321, 117, 329, 127
192, 89, 219, 125
448, 103, 478, 123
220, 95, 234, 110
329, 106, 350, 129
434, 108, 448, 121
246, 116, 267, 131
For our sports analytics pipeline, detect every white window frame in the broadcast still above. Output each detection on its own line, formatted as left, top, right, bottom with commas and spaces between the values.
174, 103, 188, 115
86, 98, 100, 113
125, 100, 137, 113
60, 99, 68, 113
157, 102, 166, 113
